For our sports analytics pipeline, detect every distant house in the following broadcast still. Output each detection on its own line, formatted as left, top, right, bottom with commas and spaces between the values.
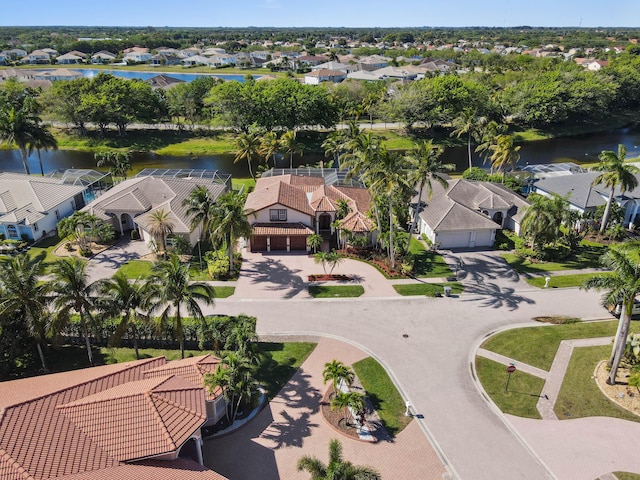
412, 179, 529, 249
146, 74, 185, 89
91, 50, 117, 64
206, 53, 237, 67
358, 54, 390, 68
244, 170, 375, 252
304, 69, 347, 85
0, 172, 88, 241
181, 55, 215, 66
0, 356, 229, 480
124, 51, 152, 63
56, 52, 85, 64
3, 48, 27, 59
297, 54, 329, 66
311, 61, 357, 74
0, 52, 7, 65
21, 50, 50, 64
32, 68, 84, 81
150, 53, 183, 66
83, 170, 230, 246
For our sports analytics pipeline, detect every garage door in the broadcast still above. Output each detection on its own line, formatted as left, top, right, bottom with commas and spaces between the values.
270, 236, 288, 251
290, 235, 308, 251
251, 235, 267, 252
437, 231, 473, 249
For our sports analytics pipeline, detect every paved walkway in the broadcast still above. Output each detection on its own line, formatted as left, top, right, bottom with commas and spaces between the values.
203, 337, 447, 480
85, 237, 150, 282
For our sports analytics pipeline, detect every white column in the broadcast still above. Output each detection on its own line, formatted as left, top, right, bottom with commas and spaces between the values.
195, 437, 204, 465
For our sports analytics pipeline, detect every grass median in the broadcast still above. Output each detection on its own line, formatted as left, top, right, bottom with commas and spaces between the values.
525, 272, 608, 289
393, 282, 463, 296
308, 285, 365, 298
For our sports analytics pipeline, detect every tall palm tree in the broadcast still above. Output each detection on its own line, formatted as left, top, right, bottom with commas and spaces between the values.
592, 144, 639, 234
50, 257, 97, 365
362, 148, 409, 269
95, 151, 131, 184
583, 242, 640, 385
234, 131, 261, 180
209, 191, 252, 273
147, 254, 215, 359
279, 130, 304, 169
520, 193, 570, 251
30, 127, 58, 176
0, 253, 50, 372
259, 131, 280, 168
147, 209, 174, 257
322, 359, 355, 395
475, 120, 507, 166
405, 140, 453, 253
489, 134, 521, 181
182, 185, 216, 247
450, 108, 486, 171
94, 273, 147, 360
321, 130, 344, 168
0, 106, 53, 175
297, 439, 381, 480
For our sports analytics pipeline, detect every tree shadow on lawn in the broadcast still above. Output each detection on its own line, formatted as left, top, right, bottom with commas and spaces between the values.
462, 282, 535, 311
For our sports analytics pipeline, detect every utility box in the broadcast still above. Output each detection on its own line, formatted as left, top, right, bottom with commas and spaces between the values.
443, 286, 452, 297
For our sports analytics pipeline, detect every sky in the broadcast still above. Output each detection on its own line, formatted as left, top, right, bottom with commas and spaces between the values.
2, 0, 639, 28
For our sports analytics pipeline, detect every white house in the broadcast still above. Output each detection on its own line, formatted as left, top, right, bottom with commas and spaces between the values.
91, 50, 117, 63
304, 69, 347, 85
0, 172, 87, 241
411, 179, 529, 249
56, 53, 85, 64
124, 51, 153, 63
21, 50, 50, 64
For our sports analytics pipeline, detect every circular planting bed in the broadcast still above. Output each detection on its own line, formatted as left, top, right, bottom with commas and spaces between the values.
308, 274, 353, 282
320, 388, 361, 440
595, 361, 640, 417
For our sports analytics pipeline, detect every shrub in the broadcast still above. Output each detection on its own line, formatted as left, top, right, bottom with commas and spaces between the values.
204, 249, 230, 279
80, 247, 93, 257
65, 242, 74, 251
462, 167, 489, 181
130, 229, 140, 240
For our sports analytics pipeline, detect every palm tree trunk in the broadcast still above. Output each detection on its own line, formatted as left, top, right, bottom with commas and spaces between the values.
388, 196, 395, 269
406, 183, 424, 256
608, 310, 631, 385
467, 133, 472, 171
82, 320, 94, 365
37, 151, 44, 176
289, 153, 293, 169
609, 306, 627, 368
228, 232, 234, 273
247, 158, 254, 180
20, 147, 31, 175
36, 342, 49, 373
600, 187, 615, 234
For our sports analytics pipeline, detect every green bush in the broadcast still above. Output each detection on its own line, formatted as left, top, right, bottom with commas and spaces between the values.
462, 167, 489, 181
204, 249, 230, 279
130, 229, 140, 240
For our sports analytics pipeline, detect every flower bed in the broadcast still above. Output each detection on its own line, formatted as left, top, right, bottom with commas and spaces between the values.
340, 247, 405, 278
308, 274, 352, 281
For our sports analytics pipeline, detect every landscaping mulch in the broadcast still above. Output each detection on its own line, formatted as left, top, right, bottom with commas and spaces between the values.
595, 361, 640, 417
308, 274, 352, 281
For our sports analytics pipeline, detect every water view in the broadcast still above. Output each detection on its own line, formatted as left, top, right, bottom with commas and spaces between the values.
1, 127, 639, 178
36, 68, 257, 83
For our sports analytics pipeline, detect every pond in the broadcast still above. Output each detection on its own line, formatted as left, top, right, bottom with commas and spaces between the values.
34, 68, 257, 83
1, 127, 640, 178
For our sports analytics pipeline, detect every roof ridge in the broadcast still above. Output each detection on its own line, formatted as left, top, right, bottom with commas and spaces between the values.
0, 447, 34, 480
432, 202, 456, 230
146, 391, 178, 450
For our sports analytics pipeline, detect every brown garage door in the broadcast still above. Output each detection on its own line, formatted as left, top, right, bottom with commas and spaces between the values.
290, 235, 308, 251
251, 235, 267, 252
270, 236, 288, 251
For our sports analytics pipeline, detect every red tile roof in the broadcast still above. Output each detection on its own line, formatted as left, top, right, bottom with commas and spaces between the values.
55, 459, 227, 480
143, 355, 222, 401
251, 222, 315, 236
244, 180, 315, 216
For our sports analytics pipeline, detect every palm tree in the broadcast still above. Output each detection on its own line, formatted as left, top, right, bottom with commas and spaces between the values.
147, 209, 174, 257
314, 250, 344, 275
30, 127, 58, 176
259, 131, 280, 168
321, 130, 344, 168
592, 144, 639, 234
146, 254, 215, 359
95, 151, 131, 184
0, 106, 54, 175
520, 193, 570, 251
234, 131, 261, 180
322, 359, 355, 395
209, 191, 252, 273
297, 439, 381, 480
0, 253, 50, 372
50, 257, 98, 365
331, 391, 365, 426
489, 134, 521, 181
405, 140, 454, 254
362, 148, 408, 269
182, 185, 217, 247
583, 242, 640, 385
279, 130, 304, 169
307, 233, 323, 254
450, 108, 486, 171
475, 120, 507, 166
94, 273, 147, 360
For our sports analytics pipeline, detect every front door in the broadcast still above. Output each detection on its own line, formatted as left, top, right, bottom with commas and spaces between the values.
319, 213, 332, 231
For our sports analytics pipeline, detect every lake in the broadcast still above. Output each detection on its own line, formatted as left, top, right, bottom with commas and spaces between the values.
1, 127, 640, 178
35, 68, 257, 83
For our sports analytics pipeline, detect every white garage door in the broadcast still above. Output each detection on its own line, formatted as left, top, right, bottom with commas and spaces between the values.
438, 230, 494, 249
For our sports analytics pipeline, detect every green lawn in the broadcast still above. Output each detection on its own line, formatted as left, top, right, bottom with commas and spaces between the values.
480, 321, 632, 371
232, 178, 256, 192
614, 473, 640, 480
211, 286, 235, 298
555, 345, 640, 422
308, 285, 365, 298
525, 272, 608, 289
475, 357, 544, 419
352, 356, 412, 437
393, 282, 463, 297
374, 130, 418, 150
28, 234, 64, 266
254, 342, 317, 400
117, 259, 154, 278
409, 238, 454, 278
502, 242, 607, 274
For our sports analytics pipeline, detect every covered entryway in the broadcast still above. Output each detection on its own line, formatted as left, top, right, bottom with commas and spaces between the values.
318, 213, 332, 231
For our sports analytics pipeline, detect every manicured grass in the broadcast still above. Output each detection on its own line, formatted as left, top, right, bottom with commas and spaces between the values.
211, 286, 235, 298
393, 282, 463, 297
102, 347, 205, 363
352, 356, 412, 437
614, 473, 640, 480
254, 342, 317, 400
555, 345, 640, 422
475, 356, 544, 419
480, 321, 638, 372
502, 241, 607, 274
117, 259, 154, 278
374, 130, 418, 150
232, 178, 256, 192
525, 272, 608, 289
409, 238, 454, 278
308, 285, 365, 298
28, 234, 64, 266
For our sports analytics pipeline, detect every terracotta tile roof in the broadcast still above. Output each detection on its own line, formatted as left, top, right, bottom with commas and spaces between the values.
244, 180, 314, 216
251, 222, 314, 236
56, 459, 228, 480
0, 358, 166, 480
340, 211, 374, 232
334, 186, 372, 213
57, 375, 206, 462
143, 355, 222, 401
